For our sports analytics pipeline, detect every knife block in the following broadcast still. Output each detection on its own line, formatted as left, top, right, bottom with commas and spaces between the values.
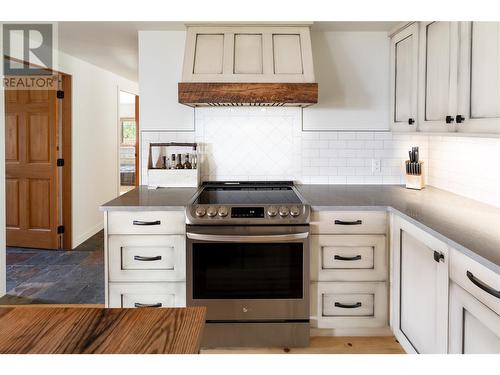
405, 161, 425, 190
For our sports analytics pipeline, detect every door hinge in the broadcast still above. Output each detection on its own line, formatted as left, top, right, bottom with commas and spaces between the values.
57, 158, 64, 167
57, 225, 65, 234
433, 251, 444, 263
57, 90, 64, 99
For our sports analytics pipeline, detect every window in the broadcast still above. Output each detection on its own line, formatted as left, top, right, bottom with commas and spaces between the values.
121, 118, 136, 146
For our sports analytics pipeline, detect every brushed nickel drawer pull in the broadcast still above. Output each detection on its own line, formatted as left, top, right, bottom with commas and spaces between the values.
334, 255, 362, 261
132, 220, 161, 226
467, 271, 500, 299
334, 219, 362, 225
334, 302, 362, 309
134, 302, 162, 308
133, 255, 162, 262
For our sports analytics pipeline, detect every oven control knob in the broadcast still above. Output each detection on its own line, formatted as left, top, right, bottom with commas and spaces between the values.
195, 206, 206, 217
279, 206, 290, 217
207, 206, 218, 217
290, 206, 301, 217
267, 206, 278, 217
218, 206, 229, 217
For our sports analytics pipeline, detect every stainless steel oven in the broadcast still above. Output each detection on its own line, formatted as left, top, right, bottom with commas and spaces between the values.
186, 224, 310, 347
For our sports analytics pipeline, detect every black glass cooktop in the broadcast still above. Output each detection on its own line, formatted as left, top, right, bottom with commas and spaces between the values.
194, 182, 302, 205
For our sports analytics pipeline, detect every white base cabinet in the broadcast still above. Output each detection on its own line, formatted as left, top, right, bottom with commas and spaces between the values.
109, 282, 186, 308
391, 215, 449, 354
449, 282, 500, 353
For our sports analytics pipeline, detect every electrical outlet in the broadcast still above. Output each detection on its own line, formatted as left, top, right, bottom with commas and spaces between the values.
372, 159, 381, 174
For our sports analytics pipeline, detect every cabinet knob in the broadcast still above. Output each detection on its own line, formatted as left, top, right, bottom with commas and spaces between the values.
408, 118, 415, 125
445, 115, 455, 124
456, 115, 465, 124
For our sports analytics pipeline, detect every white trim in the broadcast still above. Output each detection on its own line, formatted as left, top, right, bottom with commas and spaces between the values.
73, 222, 104, 248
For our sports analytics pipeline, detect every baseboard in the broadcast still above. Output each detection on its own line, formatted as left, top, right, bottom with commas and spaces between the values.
73, 222, 104, 248
311, 327, 393, 337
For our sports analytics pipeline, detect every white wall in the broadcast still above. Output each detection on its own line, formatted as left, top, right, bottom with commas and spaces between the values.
139, 31, 193, 131
0, 25, 6, 296
303, 31, 390, 131
58, 52, 138, 247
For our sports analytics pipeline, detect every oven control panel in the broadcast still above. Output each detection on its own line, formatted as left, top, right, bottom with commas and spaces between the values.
189, 204, 309, 224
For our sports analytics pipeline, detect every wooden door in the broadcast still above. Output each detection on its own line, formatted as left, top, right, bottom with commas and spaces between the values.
5, 88, 60, 249
457, 22, 500, 133
449, 282, 500, 353
418, 21, 459, 132
390, 23, 419, 132
391, 215, 449, 354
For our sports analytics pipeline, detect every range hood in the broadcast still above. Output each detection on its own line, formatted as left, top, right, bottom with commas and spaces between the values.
178, 25, 318, 107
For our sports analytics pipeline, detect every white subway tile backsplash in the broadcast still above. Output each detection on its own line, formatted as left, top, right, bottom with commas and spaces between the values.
140, 108, 498, 208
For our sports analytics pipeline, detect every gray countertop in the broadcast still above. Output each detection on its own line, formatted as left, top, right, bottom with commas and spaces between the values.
100, 184, 500, 274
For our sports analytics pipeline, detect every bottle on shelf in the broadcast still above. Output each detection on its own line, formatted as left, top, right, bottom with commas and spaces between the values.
170, 154, 176, 169
191, 153, 197, 169
175, 153, 184, 169
162, 156, 167, 169
183, 154, 192, 169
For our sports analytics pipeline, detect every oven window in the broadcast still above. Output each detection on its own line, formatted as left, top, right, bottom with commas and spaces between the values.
192, 243, 303, 299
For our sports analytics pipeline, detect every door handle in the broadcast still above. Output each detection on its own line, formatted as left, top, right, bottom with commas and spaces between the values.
408, 118, 415, 125
335, 302, 362, 309
133, 255, 162, 261
456, 115, 465, 124
334, 219, 362, 226
433, 251, 444, 263
186, 232, 309, 242
445, 115, 455, 124
134, 302, 163, 308
334, 255, 362, 261
133, 220, 161, 226
466, 271, 500, 299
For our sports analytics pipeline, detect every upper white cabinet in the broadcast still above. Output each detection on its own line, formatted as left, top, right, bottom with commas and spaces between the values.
391, 215, 449, 354
391, 21, 500, 134
139, 31, 194, 131
390, 23, 419, 131
457, 22, 500, 133
417, 21, 459, 132
182, 26, 315, 83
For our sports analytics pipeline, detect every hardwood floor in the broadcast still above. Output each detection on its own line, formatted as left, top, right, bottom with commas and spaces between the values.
201, 336, 405, 354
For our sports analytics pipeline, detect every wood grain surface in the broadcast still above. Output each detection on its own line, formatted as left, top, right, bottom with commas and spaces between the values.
0, 306, 206, 354
178, 82, 318, 107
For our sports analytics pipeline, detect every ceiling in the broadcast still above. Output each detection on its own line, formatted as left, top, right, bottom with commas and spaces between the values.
58, 21, 402, 82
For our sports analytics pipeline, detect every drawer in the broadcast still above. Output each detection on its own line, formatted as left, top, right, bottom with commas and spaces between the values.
323, 293, 374, 317
311, 211, 387, 235
310, 235, 387, 281
313, 281, 388, 328
108, 282, 186, 308
450, 248, 500, 315
107, 211, 185, 235
108, 235, 185, 282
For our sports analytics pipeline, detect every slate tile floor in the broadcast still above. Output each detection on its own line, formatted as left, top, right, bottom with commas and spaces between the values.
0, 230, 104, 305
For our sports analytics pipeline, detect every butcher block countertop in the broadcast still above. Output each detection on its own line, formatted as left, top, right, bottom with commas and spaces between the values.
0, 306, 206, 354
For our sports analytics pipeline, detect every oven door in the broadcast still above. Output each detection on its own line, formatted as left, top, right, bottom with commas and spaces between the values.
186, 225, 310, 321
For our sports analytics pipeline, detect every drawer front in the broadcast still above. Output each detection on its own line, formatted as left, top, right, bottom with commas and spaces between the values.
108, 282, 186, 308
314, 281, 388, 328
107, 211, 185, 235
450, 248, 500, 315
323, 293, 374, 317
311, 235, 387, 281
311, 211, 387, 235
108, 235, 185, 282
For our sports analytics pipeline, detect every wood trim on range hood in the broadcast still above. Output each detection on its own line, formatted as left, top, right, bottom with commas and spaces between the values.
178, 82, 318, 107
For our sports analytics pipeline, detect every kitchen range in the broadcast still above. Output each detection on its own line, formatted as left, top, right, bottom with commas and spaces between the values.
185, 181, 311, 347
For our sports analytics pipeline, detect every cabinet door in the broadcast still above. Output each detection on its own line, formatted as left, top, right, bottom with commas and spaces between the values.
391, 215, 449, 353
390, 23, 419, 132
449, 282, 500, 353
418, 22, 459, 132
457, 22, 500, 133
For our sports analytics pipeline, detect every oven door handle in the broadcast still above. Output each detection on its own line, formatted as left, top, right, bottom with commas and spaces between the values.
186, 232, 309, 242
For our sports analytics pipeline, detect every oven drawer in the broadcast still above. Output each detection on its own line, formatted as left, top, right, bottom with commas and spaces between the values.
312, 281, 388, 328
107, 211, 185, 235
108, 235, 185, 282
450, 248, 500, 315
108, 282, 186, 308
311, 211, 387, 235
310, 235, 387, 281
